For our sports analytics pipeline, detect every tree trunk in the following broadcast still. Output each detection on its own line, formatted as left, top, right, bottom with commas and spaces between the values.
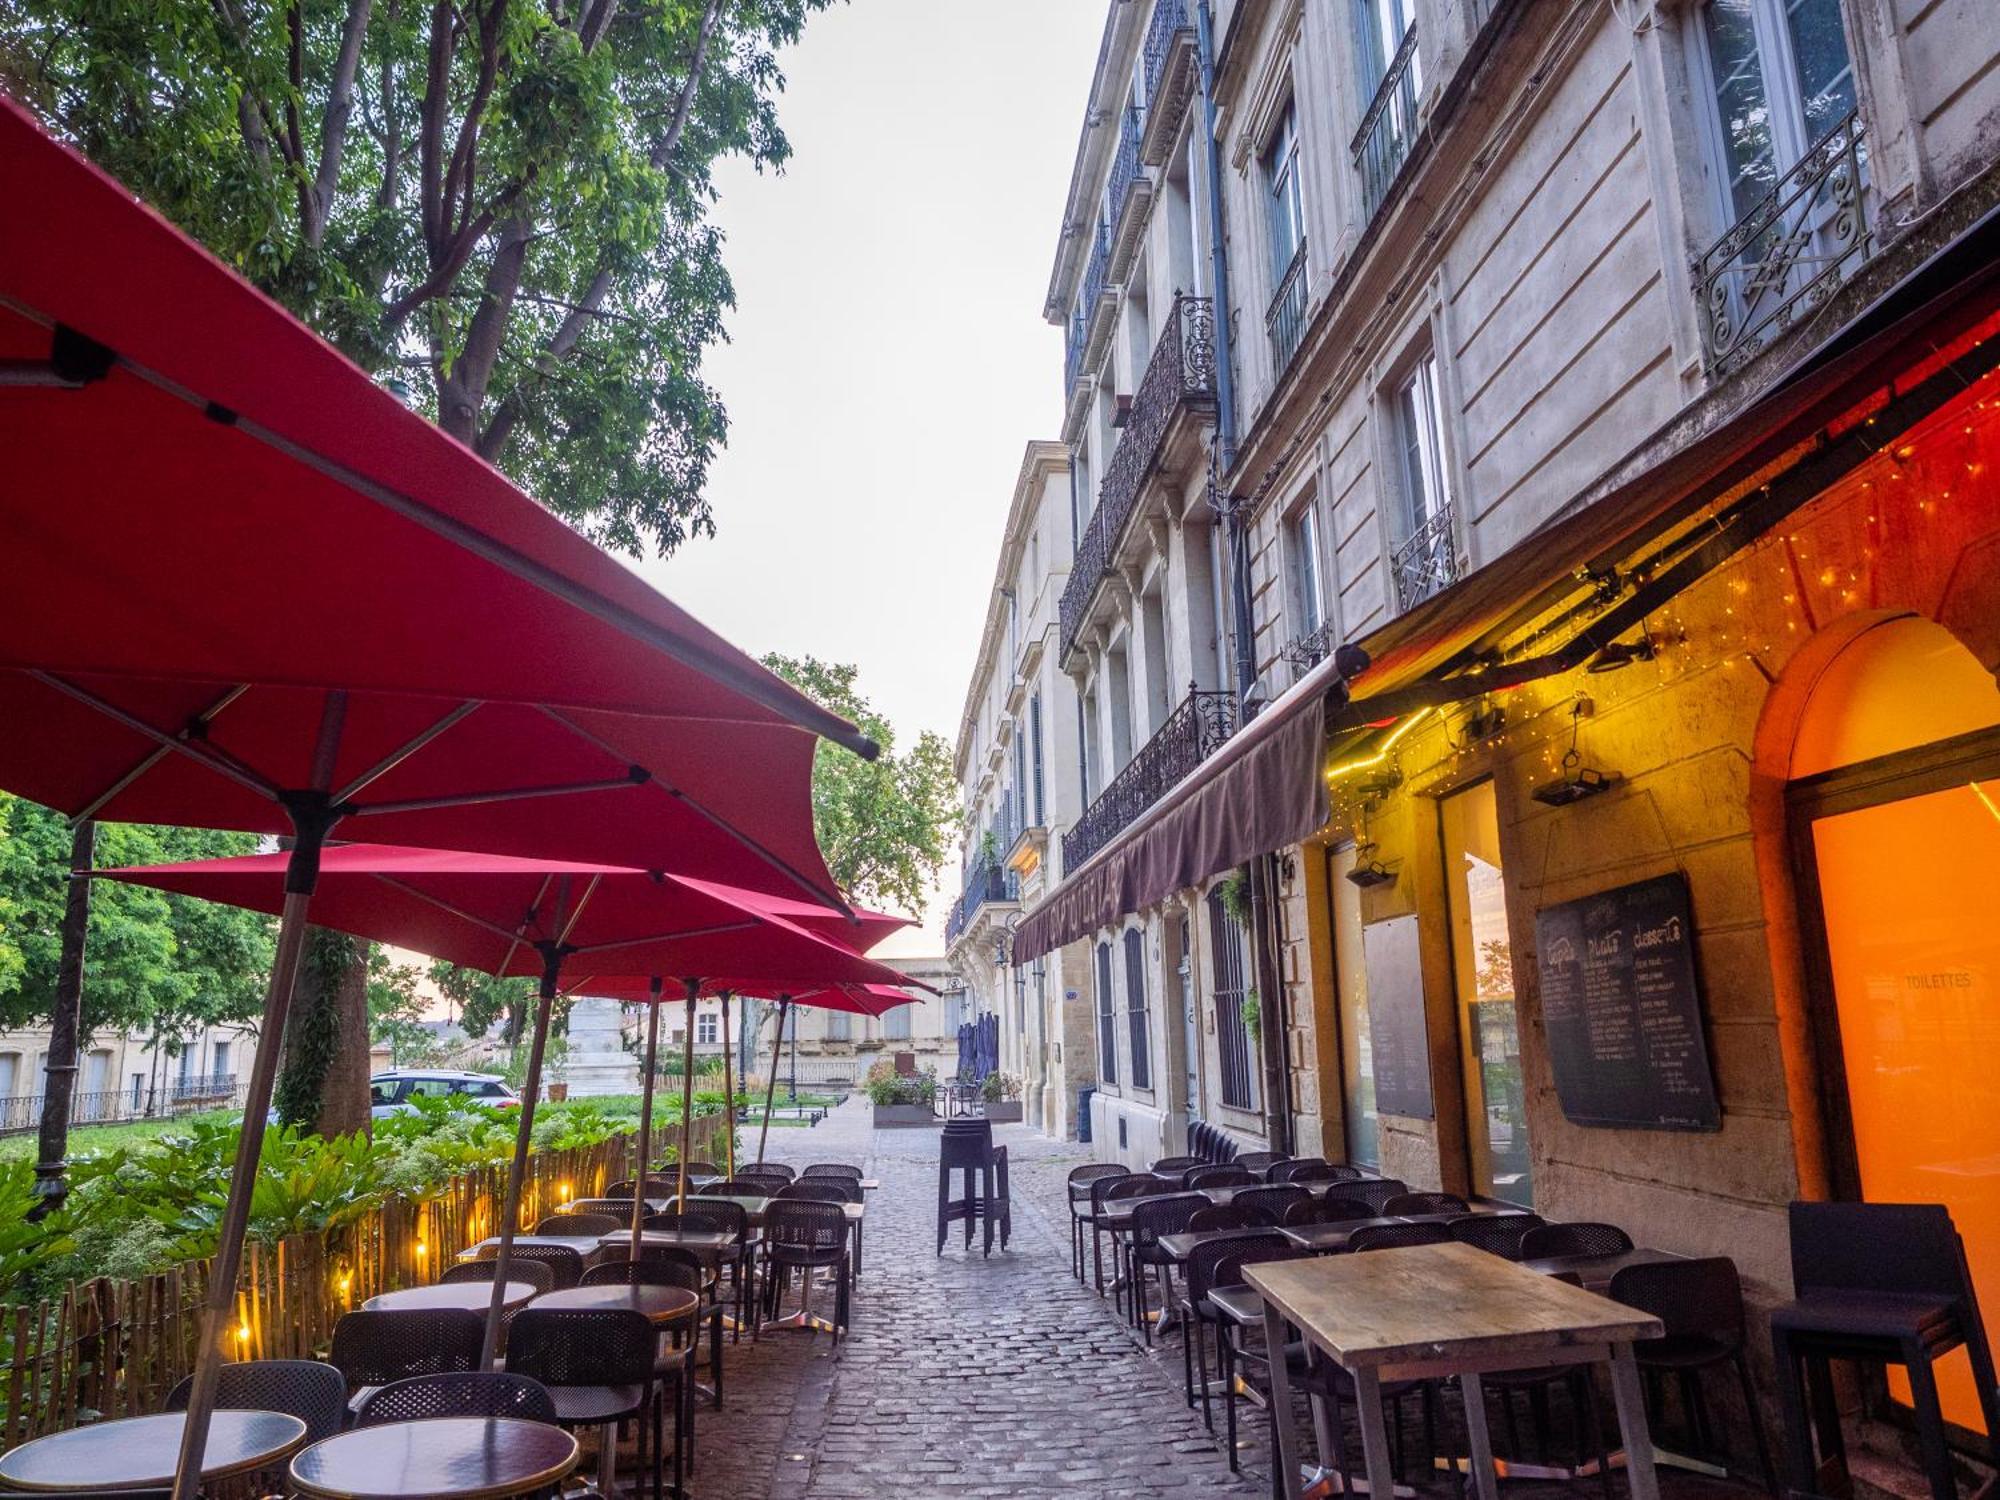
28, 820, 95, 1220
273, 929, 372, 1137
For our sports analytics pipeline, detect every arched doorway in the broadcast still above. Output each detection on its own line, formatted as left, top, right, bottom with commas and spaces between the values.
1785, 615, 2000, 1441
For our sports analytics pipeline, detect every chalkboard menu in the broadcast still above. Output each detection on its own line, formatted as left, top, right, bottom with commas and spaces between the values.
1362, 915, 1434, 1119
1534, 872, 1721, 1131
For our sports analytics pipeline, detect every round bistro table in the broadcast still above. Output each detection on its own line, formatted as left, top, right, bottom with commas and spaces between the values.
531, 1283, 698, 1326
289, 1416, 578, 1500
0, 1409, 307, 1492
363, 1281, 537, 1314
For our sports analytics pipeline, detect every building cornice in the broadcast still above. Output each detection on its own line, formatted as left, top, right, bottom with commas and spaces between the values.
1044, 1, 1150, 323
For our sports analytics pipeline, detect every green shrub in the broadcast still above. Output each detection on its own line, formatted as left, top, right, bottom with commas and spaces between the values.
864, 1060, 936, 1108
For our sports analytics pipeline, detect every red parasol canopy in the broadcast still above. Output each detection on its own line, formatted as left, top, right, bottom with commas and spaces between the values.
566, 973, 922, 1015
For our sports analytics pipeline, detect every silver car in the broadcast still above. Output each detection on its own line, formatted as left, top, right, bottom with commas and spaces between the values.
369, 1069, 519, 1119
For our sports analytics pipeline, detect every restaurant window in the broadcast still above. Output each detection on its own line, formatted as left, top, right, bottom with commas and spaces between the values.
1096, 940, 1118, 1085
1329, 844, 1380, 1167
1207, 888, 1257, 1110
1388, 349, 1459, 613
1124, 928, 1152, 1090
1441, 780, 1532, 1205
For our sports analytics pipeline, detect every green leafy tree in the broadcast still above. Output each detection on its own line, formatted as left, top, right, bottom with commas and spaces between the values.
760, 656, 958, 916
0, 795, 273, 1039
429, 959, 538, 1045
367, 949, 441, 1066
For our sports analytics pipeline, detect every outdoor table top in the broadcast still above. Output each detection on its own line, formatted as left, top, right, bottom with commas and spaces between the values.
364, 1281, 536, 1313
533, 1283, 699, 1325
289, 1416, 579, 1500
688, 1192, 863, 1224
456, 1234, 604, 1264
1243, 1241, 1663, 1371
593, 1228, 735, 1255
1157, 1224, 1299, 1262
1519, 1245, 1685, 1291
0, 1409, 308, 1492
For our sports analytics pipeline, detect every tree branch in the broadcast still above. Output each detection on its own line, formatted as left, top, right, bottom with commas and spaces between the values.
308, 0, 375, 245
442, 0, 506, 244
417, 0, 454, 253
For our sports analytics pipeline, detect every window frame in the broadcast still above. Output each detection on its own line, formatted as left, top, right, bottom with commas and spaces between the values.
1287, 498, 1326, 637
1263, 99, 1307, 285
1096, 940, 1119, 1085
1124, 926, 1152, 1092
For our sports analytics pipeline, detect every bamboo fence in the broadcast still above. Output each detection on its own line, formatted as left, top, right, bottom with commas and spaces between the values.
2, 1109, 732, 1443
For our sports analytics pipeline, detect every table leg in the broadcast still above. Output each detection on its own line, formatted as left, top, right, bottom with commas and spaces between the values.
598, 1419, 618, 1495
1460, 1372, 1501, 1500
1353, 1367, 1396, 1500
1607, 1344, 1662, 1500
1263, 1299, 1302, 1500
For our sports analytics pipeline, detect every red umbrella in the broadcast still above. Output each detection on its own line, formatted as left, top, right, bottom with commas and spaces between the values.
0, 101, 866, 1497
99, 845, 917, 1358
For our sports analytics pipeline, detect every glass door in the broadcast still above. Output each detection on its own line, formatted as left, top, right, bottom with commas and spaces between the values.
1330, 845, 1380, 1167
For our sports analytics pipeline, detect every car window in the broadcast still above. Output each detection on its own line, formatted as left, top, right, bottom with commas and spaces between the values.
472, 1081, 508, 1097
405, 1077, 453, 1097
369, 1082, 396, 1106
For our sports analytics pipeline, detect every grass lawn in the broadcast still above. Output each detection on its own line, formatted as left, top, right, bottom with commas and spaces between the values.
0, 1108, 242, 1162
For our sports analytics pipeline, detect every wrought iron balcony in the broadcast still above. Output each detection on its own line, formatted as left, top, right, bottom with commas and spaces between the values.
1692, 113, 1870, 377
1058, 295, 1217, 662
1140, 0, 1197, 166
1064, 310, 1088, 396
1061, 687, 1238, 871
1109, 105, 1145, 238
1391, 501, 1460, 613
943, 851, 1019, 946
1108, 105, 1153, 280
1353, 23, 1421, 219
1282, 619, 1338, 681
1266, 240, 1308, 376
1079, 216, 1115, 364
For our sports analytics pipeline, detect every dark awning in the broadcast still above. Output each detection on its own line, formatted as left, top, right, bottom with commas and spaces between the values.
1012, 204, 2000, 964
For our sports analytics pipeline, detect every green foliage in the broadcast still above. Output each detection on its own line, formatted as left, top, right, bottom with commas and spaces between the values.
0, 0, 835, 560
0, 796, 273, 1037
761, 656, 959, 916
430, 960, 536, 1044
862, 1058, 935, 1109
1217, 869, 1251, 929
0, 1159, 73, 1288
273, 927, 364, 1129
979, 1070, 1021, 1103
368, 950, 441, 1067
1241, 987, 1261, 1043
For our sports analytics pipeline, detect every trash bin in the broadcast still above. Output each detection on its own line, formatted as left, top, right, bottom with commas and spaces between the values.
1076, 1085, 1095, 1144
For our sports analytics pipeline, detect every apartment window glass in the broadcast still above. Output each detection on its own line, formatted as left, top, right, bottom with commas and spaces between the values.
1394, 353, 1451, 538
1207, 889, 1257, 1110
882, 1004, 911, 1042
1288, 503, 1324, 635
824, 1009, 850, 1042
211, 1041, 230, 1078
1030, 693, 1046, 826
1329, 845, 1380, 1167
1441, 780, 1532, 1205
1700, 0, 1854, 228
1124, 928, 1152, 1090
1096, 941, 1118, 1084
1264, 104, 1305, 282
696, 1012, 719, 1046
1356, 0, 1418, 92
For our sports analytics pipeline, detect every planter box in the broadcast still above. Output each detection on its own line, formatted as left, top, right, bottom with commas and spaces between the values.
872, 1103, 938, 1128
982, 1102, 1023, 1123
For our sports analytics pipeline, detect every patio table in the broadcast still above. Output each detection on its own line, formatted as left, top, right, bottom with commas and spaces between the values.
594, 1228, 736, 1264
1246, 1241, 1665, 1500
288, 1416, 577, 1500
364, 1282, 536, 1313
533, 1283, 699, 1327
456, 1234, 605, 1265
0, 1410, 307, 1493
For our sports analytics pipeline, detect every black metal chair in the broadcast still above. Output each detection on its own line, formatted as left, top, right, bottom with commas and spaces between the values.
165, 1357, 347, 1446
801, 1163, 863, 1180
1520, 1221, 1634, 1260
737, 1161, 795, 1183
535, 1211, 621, 1237
1181, 1229, 1294, 1427
936, 1129, 1009, 1256
1233, 1184, 1309, 1223
1340, 1177, 1409, 1213
506, 1306, 676, 1500
1235, 1151, 1287, 1176
707, 1176, 778, 1196
1128, 1192, 1209, 1343
329, 1308, 483, 1399
781, 1177, 859, 1204
1189, 1203, 1274, 1232
353, 1371, 557, 1427
584, 1257, 717, 1416
570, 1196, 636, 1218
1188, 1166, 1257, 1190
1348, 1221, 1453, 1253
495, 1242, 586, 1291
762, 1198, 851, 1339
1770, 1202, 2000, 1500
1449, 1212, 1545, 1259
677, 1160, 723, 1178
1611, 1256, 1775, 1492
1094, 1175, 1178, 1312
1067, 1163, 1129, 1282
1481, 1270, 1614, 1495
1153, 1154, 1203, 1176
440, 1255, 556, 1296
1271, 1158, 1334, 1183
650, 1204, 758, 1344
1285, 1196, 1377, 1227
1383, 1191, 1469, 1216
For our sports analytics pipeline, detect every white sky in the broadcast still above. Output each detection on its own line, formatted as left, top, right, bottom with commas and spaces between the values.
640, 1, 1105, 952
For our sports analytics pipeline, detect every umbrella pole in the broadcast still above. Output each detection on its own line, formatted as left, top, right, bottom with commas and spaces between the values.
171, 701, 342, 1500
481, 947, 562, 1366
756, 999, 789, 1168
720, 992, 736, 1179
676, 980, 698, 1204
629, 978, 662, 1262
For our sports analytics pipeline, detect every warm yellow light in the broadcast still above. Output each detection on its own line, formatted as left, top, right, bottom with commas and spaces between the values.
415, 1241, 428, 1259
1324, 707, 1434, 782
558, 1181, 571, 1203
236, 1325, 250, 1344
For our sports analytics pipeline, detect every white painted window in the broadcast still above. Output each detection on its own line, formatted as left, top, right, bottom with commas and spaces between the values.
696, 1012, 718, 1046
1263, 103, 1306, 285
1288, 503, 1325, 636
1354, 0, 1420, 95
882, 1004, 911, 1042
1394, 353, 1451, 540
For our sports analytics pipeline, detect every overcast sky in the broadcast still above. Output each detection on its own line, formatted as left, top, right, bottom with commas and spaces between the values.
640, 1, 1105, 952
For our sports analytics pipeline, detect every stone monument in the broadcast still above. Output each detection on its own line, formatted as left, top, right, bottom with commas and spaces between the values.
560, 996, 640, 1097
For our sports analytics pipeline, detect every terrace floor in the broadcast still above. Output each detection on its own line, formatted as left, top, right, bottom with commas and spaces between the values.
683, 1098, 1772, 1500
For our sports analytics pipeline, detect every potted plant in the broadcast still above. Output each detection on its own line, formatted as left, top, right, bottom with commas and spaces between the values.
866, 1059, 939, 1127
980, 1070, 1024, 1123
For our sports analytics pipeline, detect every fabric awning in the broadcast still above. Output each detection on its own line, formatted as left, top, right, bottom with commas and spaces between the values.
1012, 204, 2000, 963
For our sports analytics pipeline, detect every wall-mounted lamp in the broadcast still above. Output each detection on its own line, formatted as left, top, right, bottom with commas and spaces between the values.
1531, 698, 1621, 805
1585, 637, 1656, 673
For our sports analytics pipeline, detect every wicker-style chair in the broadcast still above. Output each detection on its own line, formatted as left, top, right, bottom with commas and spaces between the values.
165, 1358, 346, 1444
761, 1199, 851, 1340
1180, 1230, 1293, 1428
780, 1177, 859, 1204
1152, 1155, 1204, 1176
1128, 1192, 1209, 1344
582, 1258, 717, 1416
494, 1242, 585, 1291
1188, 1166, 1257, 1190
1285, 1196, 1378, 1227
506, 1306, 679, 1500
1520, 1222, 1634, 1260
1449, 1213, 1546, 1260
440, 1255, 556, 1295
1349, 1221, 1454, 1253
1067, 1163, 1129, 1283
1383, 1191, 1470, 1217
801, 1163, 864, 1180
534, 1211, 621, 1237
1234, 1151, 1287, 1176
1189, 1203, 1275, 1232
1342, 1177, 1411, 1213
353, 1371, 556, 1427
328, 1308, 482, 1413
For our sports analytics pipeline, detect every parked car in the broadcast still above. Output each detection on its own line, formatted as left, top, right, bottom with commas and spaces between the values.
370, 1069, 519, 1119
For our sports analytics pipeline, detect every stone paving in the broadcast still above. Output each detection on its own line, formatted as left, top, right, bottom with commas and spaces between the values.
680, 1098, 1758, 1500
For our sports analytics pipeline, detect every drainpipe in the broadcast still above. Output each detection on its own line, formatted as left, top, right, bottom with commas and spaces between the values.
1195, 0, 1237, 473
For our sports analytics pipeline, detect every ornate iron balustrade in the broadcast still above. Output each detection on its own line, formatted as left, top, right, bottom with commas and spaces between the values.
1081, 217, 1111, 333
1064, 310, 1087, 395
1282, 619, 1338, 679
1058, 295, 1217, 660
1140, 0, 1195, 164
1391, 501, 1460, 613
1144, 0, 1190, 101
1062, 687, 1238, 871
1266, 240, 1309, 376
1353, 23, 1421, 219
1109, 104, 1146, 241
1693, 113, 1869, 377
944, 851, 1019, 946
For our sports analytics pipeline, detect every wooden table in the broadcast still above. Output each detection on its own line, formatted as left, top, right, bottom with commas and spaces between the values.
364, 1281, 536, 1313
0, 1410, 307, 1492
1246, 1241, 1664, 1500
533, 1281, 699, 1326
289, 1416, 577, 1500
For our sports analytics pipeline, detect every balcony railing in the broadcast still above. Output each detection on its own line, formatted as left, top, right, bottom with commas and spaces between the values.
1081, 217, 1111, 337
1692, 113, 1870, 377
1282, 619, 1338, 680
943, 852, 1019, 946
1266, 240, 1308, 376
1353, 23, 1421, 219
1064, 310, 1088, 396
1062, 687, 1238, 871
0, 1074, 243, 1135
1391, 501, 1460, 613
1058, 294, 1217, 661
1109, 104, 1146, 240
1140, 0, 1196, 165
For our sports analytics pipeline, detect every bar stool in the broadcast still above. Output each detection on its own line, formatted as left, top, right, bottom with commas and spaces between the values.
1770, 1201, 2000, 1500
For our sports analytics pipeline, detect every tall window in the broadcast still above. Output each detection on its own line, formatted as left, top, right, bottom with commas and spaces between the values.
1264, 102, 1308, 370
1030, 693, 1046, 826
882, 1004, 911, 1042
1389, 350, 1458, 611
1096, 941, 1118, 1084
697, 1012, 719, 1046
1078, 697, 1095, 807
1124, 928, 1152, 1090
1698, 0, 1855, 229
1288, 503, 1324, 637
1355, 0, 1419, 95
1207, 889, 1257, 1110
824, 1010, 850, 1042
